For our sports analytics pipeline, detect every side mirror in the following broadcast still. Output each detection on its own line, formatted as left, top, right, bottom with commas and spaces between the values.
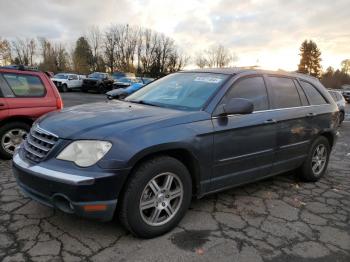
68, 77, 73, 81
217, 98, 254, 116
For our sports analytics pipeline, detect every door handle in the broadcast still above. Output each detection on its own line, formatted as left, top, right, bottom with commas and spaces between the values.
264, 119, 277, 124
306, 112, 317, 117
0, 103, 5, 106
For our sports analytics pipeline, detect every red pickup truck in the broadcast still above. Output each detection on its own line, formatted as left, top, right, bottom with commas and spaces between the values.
0, 66, 63, 159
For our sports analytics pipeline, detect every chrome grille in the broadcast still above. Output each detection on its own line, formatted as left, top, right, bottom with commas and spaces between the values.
23, 125, 59, 163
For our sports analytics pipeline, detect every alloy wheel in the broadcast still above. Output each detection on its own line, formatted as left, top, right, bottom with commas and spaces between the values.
311, 144, 327, 176
1, 128, 27, 155
139, 172, 183, 226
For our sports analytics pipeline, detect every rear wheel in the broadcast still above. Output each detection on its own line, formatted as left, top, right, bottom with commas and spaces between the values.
339, 111, 344, 126
0, 122, 30, 159
61, 84, 68, 93
299, 136, 330, 182
119, 156, 192, 238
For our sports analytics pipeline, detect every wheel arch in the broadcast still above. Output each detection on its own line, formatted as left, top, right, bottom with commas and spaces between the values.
127, 146, 202, 197
319, 131, 335, 148
0, 116, 34, 128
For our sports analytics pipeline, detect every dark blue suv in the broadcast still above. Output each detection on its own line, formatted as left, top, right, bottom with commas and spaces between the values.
13, 68, 339, 238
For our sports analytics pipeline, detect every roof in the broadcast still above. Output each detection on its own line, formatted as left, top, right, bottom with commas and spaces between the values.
181, 67, 320, 82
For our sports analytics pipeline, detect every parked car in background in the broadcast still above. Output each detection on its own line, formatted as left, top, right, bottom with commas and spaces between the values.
0, 66, 63, 159
13, 68, 338, 238
51, 73, 85, 92
81, 72, 114, 93
112, 76, 141, 89
106, 77, 155, 100
112, 72, 135, 80
342, 87, 350, 103
328, 90, 346, 125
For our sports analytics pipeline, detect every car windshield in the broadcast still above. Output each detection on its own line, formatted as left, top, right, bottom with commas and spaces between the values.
118, 77, 136, 83
142, 78, 154, 84
88, 73, 105, 79
54, 74, 68, 79
125, 72, 229, 110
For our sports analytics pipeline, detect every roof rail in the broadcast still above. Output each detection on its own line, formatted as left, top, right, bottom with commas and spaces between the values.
0, 65, 39, 71
292, 72, 320, 82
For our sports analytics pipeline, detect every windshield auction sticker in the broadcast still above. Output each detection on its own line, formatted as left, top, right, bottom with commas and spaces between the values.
194, 76, 223, 83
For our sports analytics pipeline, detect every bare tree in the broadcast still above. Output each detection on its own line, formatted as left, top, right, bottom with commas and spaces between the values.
38, 37, 70, 72
11, 38, 37, 66
103, 25, 118, 72
195, 45, 235, 68
0, 38, 12, 65
86, 25, 102, 71
194, 53, 207, 68
206, 45, 233, 68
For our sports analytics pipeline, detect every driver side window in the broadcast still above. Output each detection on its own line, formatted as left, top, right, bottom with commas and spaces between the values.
224, 76, 269, 111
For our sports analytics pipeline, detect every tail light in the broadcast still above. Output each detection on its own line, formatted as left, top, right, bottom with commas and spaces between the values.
56, 97, 63, 110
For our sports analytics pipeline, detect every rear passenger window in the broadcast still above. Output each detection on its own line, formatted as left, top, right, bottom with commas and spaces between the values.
300, 81, 327, 105
226, 77, 269, 111
269, 77, 301, 108
3, 73, 45, 97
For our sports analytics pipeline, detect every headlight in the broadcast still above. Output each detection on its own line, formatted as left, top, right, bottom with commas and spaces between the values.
57, 140, 112, 167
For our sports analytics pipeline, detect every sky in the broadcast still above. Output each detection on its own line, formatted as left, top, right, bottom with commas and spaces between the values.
0, 0, 349, 71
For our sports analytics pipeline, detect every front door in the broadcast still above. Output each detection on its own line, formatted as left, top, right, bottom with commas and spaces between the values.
210, 75, 276, 192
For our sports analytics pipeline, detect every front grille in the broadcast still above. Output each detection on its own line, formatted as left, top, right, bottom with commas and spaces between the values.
23, 125, 59, 163
53, 81, 61, 87
84, 80, 96, 86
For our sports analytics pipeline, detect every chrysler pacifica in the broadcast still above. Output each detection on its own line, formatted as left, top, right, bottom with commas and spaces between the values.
13, 68, 339, 238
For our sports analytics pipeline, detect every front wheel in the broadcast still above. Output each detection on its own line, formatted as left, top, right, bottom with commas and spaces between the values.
98, 85, 106, 94
119, 156, 192, 238
0, 122, 30, 159
299, 136, 330, 182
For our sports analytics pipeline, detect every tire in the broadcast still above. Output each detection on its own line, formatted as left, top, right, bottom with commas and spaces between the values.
339, 111, 344, 126
299, 136, 330, 182
0, 122, 30, 159
98, 85, 106, 94
61, 84, 68, 93
119, 156, 192, 238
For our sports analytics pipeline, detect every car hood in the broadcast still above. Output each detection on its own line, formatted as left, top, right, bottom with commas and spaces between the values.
84, 78, 99, 82
37, 101, 209, 139
51, 78, 67, 82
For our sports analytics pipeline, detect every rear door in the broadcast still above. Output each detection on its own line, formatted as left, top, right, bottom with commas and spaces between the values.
0, 76, 9, 121
0, 72, 56, 120
211, 75, 276, 191
266, 76, 312, 174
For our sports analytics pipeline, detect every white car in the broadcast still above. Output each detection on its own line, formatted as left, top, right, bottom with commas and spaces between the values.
51, 73, 85, 92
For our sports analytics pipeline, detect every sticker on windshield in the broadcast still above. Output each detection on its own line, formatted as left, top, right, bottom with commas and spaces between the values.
194, 76, 223, 83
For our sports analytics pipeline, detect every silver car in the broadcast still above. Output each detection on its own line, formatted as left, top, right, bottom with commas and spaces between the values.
328, 90, 346, 125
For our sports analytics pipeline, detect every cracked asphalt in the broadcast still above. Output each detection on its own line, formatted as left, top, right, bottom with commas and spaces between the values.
1, 92, 349, 262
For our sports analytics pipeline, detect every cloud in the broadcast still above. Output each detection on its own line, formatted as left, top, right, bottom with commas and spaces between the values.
0, 0, 349, 70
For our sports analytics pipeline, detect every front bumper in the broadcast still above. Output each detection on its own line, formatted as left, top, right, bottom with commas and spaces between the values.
12, 152, 129, 221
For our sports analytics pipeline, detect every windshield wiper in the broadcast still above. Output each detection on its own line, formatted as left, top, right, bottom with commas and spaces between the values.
127, 100, 159, 107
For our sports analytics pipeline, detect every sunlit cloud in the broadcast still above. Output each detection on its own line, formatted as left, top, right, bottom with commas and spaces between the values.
0, 0, 348, 70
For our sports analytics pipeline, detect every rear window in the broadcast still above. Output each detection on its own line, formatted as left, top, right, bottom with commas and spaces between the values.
269, 77, 301, 108
3, 73, 45, 97
300, 81, 327, 105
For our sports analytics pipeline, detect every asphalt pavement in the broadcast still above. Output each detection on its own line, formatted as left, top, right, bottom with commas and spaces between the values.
0, 92, 349, 262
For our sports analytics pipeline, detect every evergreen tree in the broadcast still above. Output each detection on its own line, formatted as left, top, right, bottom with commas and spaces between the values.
73, 37, 93, 74
298, 40, 322, 78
